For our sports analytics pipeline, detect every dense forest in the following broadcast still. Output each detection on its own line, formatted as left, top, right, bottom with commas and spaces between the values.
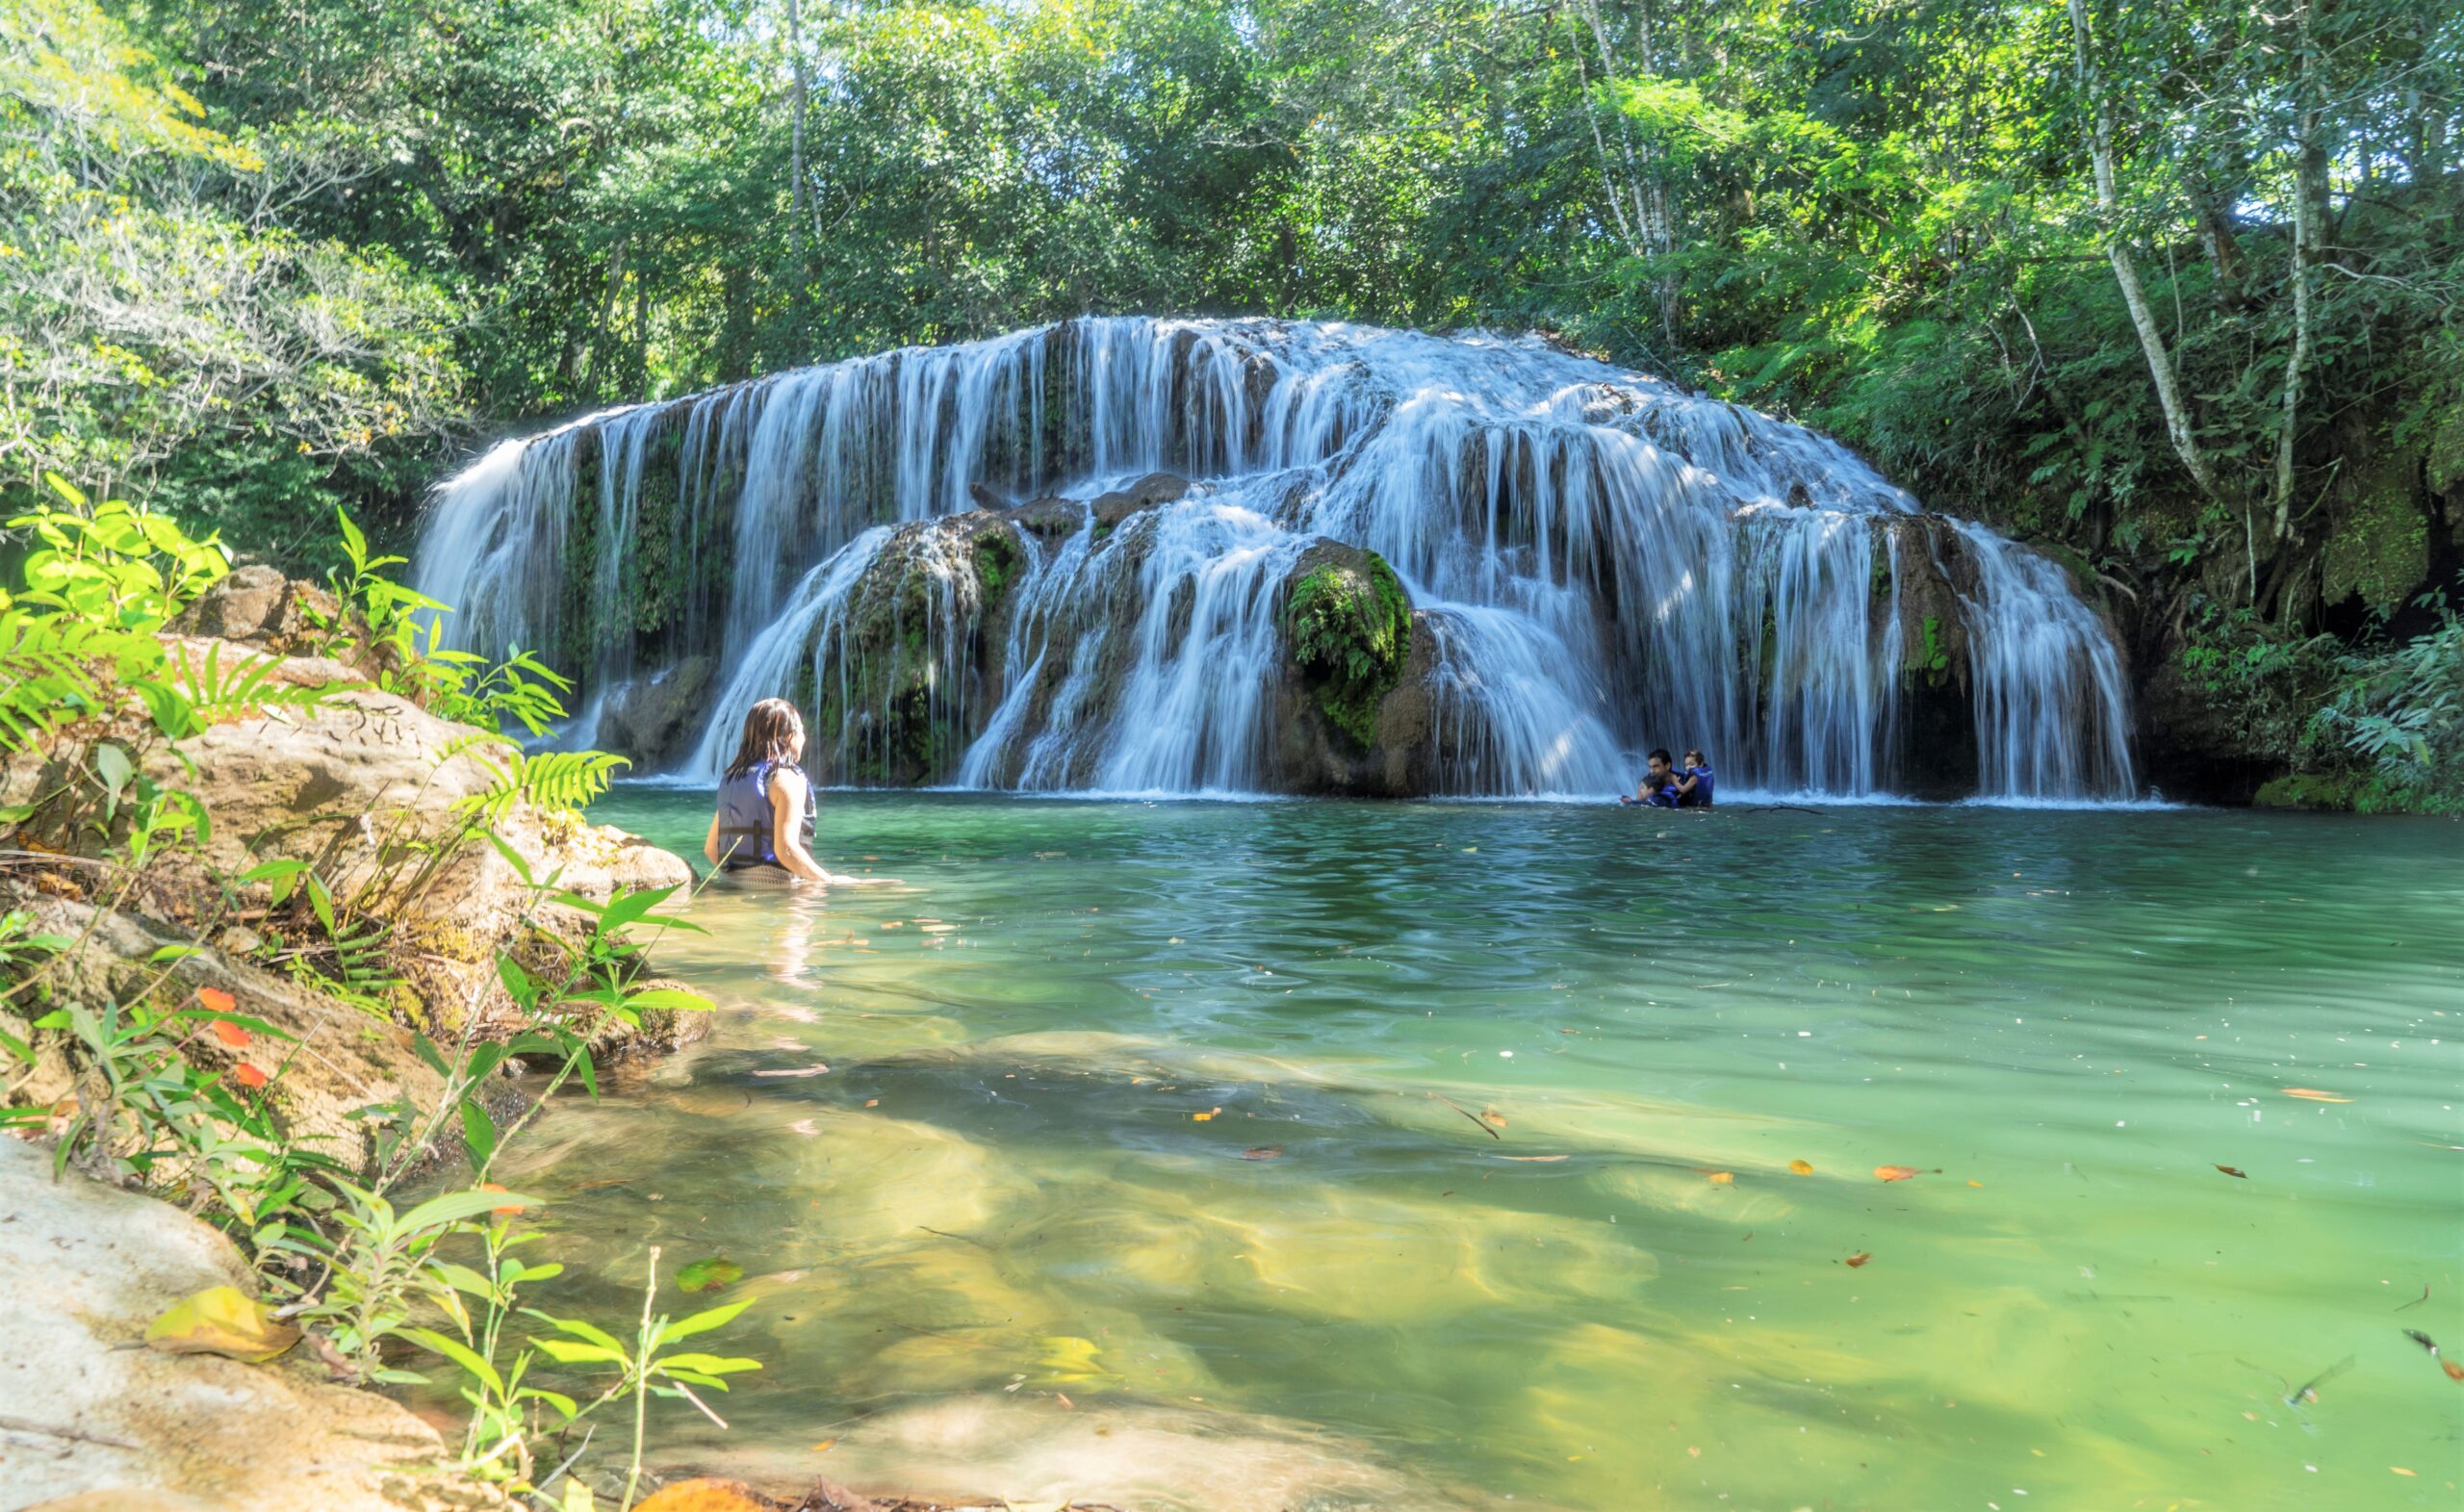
4, 0, 2460, 805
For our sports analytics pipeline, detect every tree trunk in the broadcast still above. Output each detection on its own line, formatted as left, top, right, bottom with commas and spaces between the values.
2272, 0, 2324, 541
2066, 0, 2220, 500
787, 0, 810, 320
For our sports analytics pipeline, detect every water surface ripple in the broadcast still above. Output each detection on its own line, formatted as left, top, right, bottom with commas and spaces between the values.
500, 793, 2462, 1511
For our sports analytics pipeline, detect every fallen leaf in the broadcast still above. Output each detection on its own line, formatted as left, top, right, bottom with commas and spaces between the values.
1242, 1146, 1283, 1160
1479, 1106, 1508, 1130
1875, 1165, 1922, 1182
144, 1286, 300, 1362
631, 1480, 774, 1512
1192, 1111, 1215, 1121
863, 1097, 879, 1108
2215, 1165, 2248, 1178
197, 987, 236, 1013
477, 1182, 525, 1217
809, 1440, 836, 1452
752, 1064, 831, 1078
2281, 1088, 2353, 1103
677, 1257, 744, 1294
2446, 1360, 2464, 1382
1843, 1252, 1872, 1268
1055, 1392, 1074, 1409
1787, 1159, 1814, 1176
2393, 1467, 2417, 1476
233, 1064, 269, 1089
209, 1020, 252, 1050
1706, 1170, 1734, 1185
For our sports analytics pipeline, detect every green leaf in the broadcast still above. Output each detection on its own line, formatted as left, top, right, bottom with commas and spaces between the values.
531, 1338, 628, 1367
674, 1257, 742, 1294
625, 987, 713, 1014
654, 1352, 761, 1375
398, 1187, 534, 1233
458, 1100, 498, 1175
654, 1299, 751, 1345
400, 1326, 505, 1396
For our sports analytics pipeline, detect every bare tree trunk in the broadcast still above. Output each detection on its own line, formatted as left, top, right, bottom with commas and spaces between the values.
787, 0, 810, 318
1577, 0, 1678, 341
2067, 0, 2220, 500
2272, 0, 2323, 541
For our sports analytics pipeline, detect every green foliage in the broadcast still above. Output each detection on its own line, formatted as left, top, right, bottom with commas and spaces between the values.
1285, 554, 1411, 749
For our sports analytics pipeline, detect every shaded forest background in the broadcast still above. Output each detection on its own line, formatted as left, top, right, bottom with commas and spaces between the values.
4, 0, 2460, 802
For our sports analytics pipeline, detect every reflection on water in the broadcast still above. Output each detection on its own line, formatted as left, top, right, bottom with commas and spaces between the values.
495, 793, 2464, 1511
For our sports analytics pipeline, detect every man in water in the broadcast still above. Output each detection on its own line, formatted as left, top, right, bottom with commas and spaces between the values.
1621, 749, 1681, 807
1676, 749, 1715, 807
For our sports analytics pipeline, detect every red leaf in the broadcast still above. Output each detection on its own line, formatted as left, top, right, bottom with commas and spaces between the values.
233, 1064, 269, 1089
2215, 1165, 2247, 1179
1843, 1251, 1872, 1268
197, 987, 236, 1013
209, 1020, 251, 1050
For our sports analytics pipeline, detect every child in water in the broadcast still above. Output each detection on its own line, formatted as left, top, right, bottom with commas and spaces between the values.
1621, 749, 1681, 807
704, 698, 892, 884
1676, 749, 1715, 807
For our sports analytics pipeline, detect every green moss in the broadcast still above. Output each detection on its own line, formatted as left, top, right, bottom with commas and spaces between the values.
2428, 407, 2464, 496
2321, 449, 2430, 614
1285, 552, 1411, 749
2254, 772, 2377, 812
1902, 614, 1953, 681
973, 530, 1017, 603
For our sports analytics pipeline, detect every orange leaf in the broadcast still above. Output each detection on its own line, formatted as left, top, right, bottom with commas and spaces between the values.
2281, 1088, 2352, 1103
209, 1020, 251, 1050
1478, 1106, 1508, 1129
2215, 1165, 2247, 1179
197, 987, 236, 1013
233, 1064, 269, 1089
478, 1181, 523, 1217
1242, 1146, 1283, 1160
1843, 1251, 1871, 1268
632, 1480, 775, 1512
2444, 1360, 2464, 1382
1875, 1165, 1921, 1183
1706, 1170, 1734, 1185
1787, 1159, 1814, 1176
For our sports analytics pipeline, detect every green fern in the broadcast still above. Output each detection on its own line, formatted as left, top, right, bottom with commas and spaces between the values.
452, 749, 629, 823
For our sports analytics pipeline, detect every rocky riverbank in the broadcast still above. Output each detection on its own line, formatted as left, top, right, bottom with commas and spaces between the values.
0, 573, 706, 1511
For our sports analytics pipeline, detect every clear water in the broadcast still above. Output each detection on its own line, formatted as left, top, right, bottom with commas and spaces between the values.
497, 790, 2463, 1510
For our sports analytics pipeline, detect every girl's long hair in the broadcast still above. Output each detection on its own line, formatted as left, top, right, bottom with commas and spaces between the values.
725, 698, 805, 781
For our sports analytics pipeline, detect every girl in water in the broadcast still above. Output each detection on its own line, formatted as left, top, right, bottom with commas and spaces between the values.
704, 698, 884, 884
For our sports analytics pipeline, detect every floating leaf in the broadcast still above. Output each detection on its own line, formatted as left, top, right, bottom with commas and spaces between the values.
2446, 1360, 2464, 1382
1843, 1252, 1872, 1269
1874, 1166, 1922, 1183
144, 1285, 300, 1362
1478, 1106, 1508, 1130
1241, 1146, 1283, 1160
197, 987, 236, 1013
209, 1020, 252, 1050
2215, 1165, 2248, 1179
677, 1257, 744, 1294
2282, 1088, 2352, 1103
233, 1064, 269, 1089
1787, 1159, 1814, 1176
1706, 1170, 1734, 1185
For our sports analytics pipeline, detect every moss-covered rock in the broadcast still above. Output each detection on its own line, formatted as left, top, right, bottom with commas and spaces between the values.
2321, 447, 2431, 614
1281, 542, 1412, 751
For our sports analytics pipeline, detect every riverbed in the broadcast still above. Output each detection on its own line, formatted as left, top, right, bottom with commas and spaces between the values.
500, 792, 2462, 1511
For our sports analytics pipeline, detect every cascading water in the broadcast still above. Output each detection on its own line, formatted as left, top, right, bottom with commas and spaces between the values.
414, 317, 2138, 801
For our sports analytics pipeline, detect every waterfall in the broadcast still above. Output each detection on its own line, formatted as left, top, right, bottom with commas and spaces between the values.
414, 317, 2139, 802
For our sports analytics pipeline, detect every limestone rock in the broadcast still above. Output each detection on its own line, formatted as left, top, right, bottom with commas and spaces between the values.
0, 1134, 503, 1512
595, 656, 717, 771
